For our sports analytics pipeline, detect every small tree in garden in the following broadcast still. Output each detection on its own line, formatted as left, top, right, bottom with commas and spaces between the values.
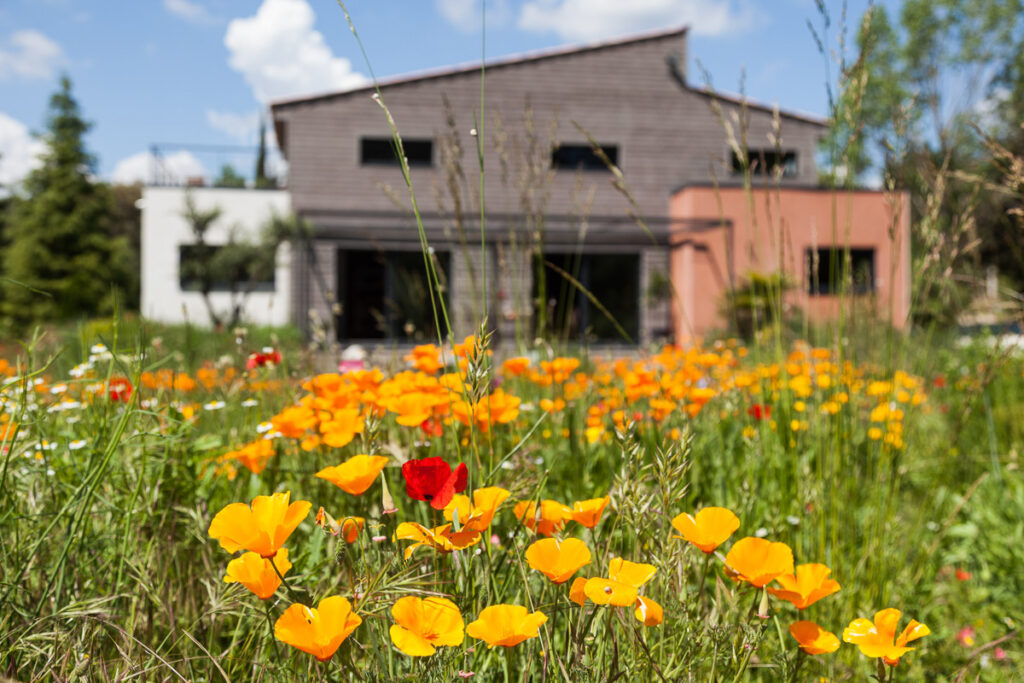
179, 192, 298, 329
1, 76, 129, 328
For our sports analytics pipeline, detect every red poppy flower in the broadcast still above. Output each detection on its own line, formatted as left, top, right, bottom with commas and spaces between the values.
747, 404, 771, 420
402, 457, 468, 510
246, 348, 282, 370
108, 377, 133, 402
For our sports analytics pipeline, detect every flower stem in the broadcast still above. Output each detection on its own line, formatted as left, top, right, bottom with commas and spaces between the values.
731, 613, 770, 683
694, 552, 713, 613
787, 650, 806, 683
270, 553, 303, 604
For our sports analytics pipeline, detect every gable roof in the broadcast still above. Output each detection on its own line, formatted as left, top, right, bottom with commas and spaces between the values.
270, 24, 826, 128
272, 25, 689, 109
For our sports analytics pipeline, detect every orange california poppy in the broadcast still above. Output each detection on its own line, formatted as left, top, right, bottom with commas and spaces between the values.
271, 404, 318, 439
842, 608, 930, 666
789, 620, 841, 655
514, 499, 572, 537
223, 548, 291, 600
319, 408, 365, 449
584, 557, 657, 606
768, 563, 841, 610
571, 496, 611, 528
569, 577, 588, 605
525, 537, 592, 584
724, 537, 794, 588
394, 522, 481, 559
208, 491, 311, 558
633, 596, 664, 626
405, 344, 443, 374
444, 486, 511, 532
389, 596, 465, 656
671, 506, 740, 554
315, 454, 389, 495
275, 595, 362, 661
225, 439, 275, 476
466, 605, 548, 648
314, 507, 365, 543
502, 356, 530, 377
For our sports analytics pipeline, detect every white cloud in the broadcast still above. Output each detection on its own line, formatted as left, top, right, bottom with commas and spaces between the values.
517, 0, 755, 42
111, 150, 206, 185
206, 109, 260, 144
0, 111, 45, 186
436, 0, 510, 32
163, 0, 219, 26
0, 30, 65, 81
224, 0, 367, 103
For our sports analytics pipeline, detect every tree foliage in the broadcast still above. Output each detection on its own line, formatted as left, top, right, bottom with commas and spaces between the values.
1, 76, 130, 329
822, 1, 1024, 323
214, 164, 246, 188
179, 192, 300, 329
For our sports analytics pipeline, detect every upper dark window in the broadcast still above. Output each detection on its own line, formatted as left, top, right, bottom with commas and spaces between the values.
731, 149, 798, 178
179, 244, 275, 293
360, 137, 433, 166
338, 249, 449, 340
551, 144, 618, 171
807, 247, 875, 295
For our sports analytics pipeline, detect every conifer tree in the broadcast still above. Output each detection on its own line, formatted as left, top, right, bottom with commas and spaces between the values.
2, 76, 128, 328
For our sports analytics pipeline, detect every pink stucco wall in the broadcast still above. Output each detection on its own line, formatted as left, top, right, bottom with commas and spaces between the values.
669, 186, 911, 341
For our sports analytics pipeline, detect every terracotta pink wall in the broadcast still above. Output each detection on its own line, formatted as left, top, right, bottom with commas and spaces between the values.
669, 186, 911, 341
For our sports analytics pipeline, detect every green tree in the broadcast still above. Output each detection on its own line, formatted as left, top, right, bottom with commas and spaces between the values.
819, 4, 909, 185
822, 1, 1024, 321
253, 116, 277, 189
214, 163, 246, 188
2, 76, 129, 329
179, 192, 295, 328
109, 183, 142, 309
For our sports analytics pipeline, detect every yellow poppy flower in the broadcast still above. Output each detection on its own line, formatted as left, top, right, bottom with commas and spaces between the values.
389, 596, 464, 656
208, 491, 311, 558
315, 454, 389, 495
275, 596, 362, 661
525, 537, 591, 584
466, 605, 547, 648
671, 506, 740, 554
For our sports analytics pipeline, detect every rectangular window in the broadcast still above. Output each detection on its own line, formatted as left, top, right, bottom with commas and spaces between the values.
533, 252, 639, 342
179, 244, 275, 292
360, 137, 433, 166
551, 144, 618, 171
807, 247, 875, 295
731, 149, 798, 178
338, 249, 449, 340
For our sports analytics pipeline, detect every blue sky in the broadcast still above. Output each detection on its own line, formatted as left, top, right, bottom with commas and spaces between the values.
0, 0, 896, 186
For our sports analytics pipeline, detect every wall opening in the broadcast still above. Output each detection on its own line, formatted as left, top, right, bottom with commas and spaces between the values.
533, 252, 639, 342
338, 248, 449, 340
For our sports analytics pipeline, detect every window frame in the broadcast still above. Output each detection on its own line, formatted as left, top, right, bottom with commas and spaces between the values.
730, 148, 798, 178
359, 137, 434, 167
551, 143, 619, 172
178, 243, 276, 293
337, 247, 450, 341
806, 246, 876, 296
533, 250, 641, 343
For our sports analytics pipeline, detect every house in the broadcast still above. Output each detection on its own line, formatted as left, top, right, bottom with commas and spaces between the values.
140, 186, 291, 328
271, 26, 904, 345
670, 185, 911, 339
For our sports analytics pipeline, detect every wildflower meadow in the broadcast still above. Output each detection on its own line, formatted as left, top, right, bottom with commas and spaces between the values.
3, 3, 1024, 681
0, 322, 1021, 681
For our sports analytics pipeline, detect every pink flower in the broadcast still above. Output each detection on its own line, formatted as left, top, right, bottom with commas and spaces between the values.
956, 626, 975, 647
